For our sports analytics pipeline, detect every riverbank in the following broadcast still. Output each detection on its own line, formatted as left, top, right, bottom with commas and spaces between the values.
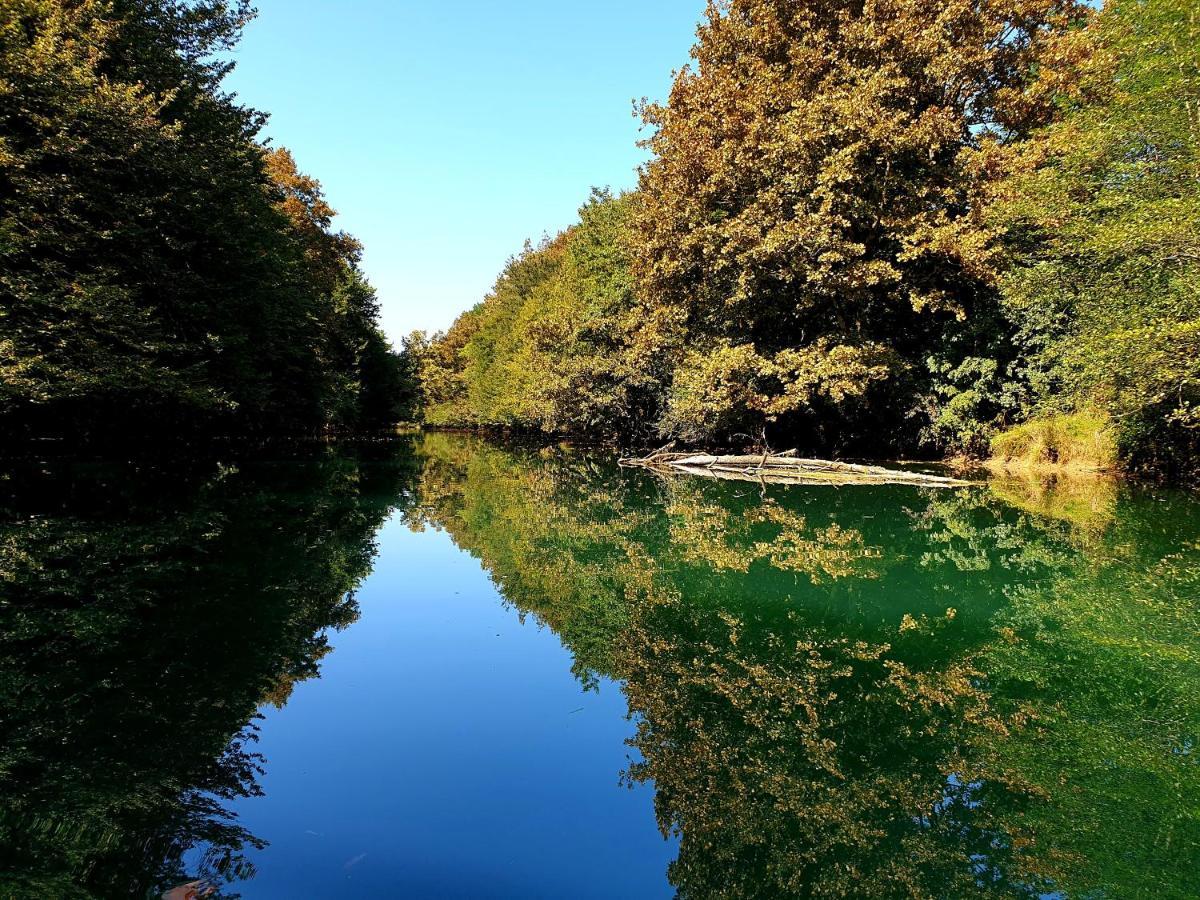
400, 416, 1200, 490
986, 413, 1118, 477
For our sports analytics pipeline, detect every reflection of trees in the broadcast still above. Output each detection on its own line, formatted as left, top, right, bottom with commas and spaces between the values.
0, 448, 416, 898
408, 434, 1038, 678
619, 598, 1045, 899
405, 432, 658, 684
665, 491, 883, 584
971, 486, 1200, 899
413, 435, 1200, 899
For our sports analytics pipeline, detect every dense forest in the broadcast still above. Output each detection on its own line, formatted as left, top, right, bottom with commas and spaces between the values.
0, 0, 418, 441
414, 0, 1200, 481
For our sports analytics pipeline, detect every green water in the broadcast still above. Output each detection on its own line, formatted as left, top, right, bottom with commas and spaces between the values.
1, 434, 1197, 898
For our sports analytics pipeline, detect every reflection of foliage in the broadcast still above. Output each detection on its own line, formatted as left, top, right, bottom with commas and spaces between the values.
987, 473, 1118, 539
406, 432, 648, 685
667, 490, 883, 584
407, 434, 897, 684
976, 489, 1200, 898
909, 489, 1077, 576
413, 435, 1200, 898
0, 448, 416, 898
619, 599, 1046, 899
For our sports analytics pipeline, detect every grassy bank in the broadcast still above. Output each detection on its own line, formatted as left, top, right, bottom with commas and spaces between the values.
989, 413, 1118, 476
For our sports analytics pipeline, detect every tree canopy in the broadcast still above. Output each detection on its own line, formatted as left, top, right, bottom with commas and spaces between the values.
0, 0, 414, 439
990, 0, 1200, 478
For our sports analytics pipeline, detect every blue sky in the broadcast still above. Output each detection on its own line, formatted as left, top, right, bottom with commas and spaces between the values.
224, 1, 705, 343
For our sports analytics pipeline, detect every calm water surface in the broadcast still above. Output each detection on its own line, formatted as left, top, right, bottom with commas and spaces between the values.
1, 434, 1197, 898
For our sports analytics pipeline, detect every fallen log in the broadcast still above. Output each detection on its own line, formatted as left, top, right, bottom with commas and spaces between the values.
619, 451, 976, 488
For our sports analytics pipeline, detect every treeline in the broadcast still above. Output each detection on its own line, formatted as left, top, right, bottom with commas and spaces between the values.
414, 0, 1200, 480
0, 0, 418, 441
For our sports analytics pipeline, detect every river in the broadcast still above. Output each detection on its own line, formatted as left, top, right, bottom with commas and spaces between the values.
1, 433, 1197, 898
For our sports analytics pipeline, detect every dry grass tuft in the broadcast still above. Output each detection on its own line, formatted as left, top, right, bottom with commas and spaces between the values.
989, 412, 1117, 475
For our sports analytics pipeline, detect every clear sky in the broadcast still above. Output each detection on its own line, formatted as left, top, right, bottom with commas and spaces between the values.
223, 1, 705, 343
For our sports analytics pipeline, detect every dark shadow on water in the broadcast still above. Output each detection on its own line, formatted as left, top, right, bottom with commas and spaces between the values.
0, 445, 420, 898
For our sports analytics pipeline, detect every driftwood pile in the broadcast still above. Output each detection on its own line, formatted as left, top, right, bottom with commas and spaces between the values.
619, 447, 975, 488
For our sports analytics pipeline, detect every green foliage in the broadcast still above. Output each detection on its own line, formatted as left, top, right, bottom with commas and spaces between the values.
417, 191, 665, 440
413, 310, 483, 427
464, 234, 567, 426
519, 191, 670, 438
661, 339, 904, 446
0, 0, 412, 438
658, 343, 775, 444
323, 268, 415, 431
992, 0, 1200, 478
630, 0, 1088, 448
14, 0, 1192, 474
419, 0, 1199, 479
422, 0, 1128, 463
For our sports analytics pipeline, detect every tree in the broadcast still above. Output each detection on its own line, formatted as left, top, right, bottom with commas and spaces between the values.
991, 0, 1200, 479
417, 191, 674, 439
418, 310, 483, 427
633, 0, 1090, 450
464, 235, 567, 427
503, 190, 669, 439
0, 0, 412, 438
